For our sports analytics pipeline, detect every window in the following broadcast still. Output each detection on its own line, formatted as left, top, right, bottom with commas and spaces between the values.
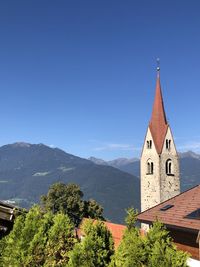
166, 139, 171, 150
147, 140, 152, 149
185, 208, 200, 220
147, 159, 154, 174
160, 204, 174, 211
166, 159, 173, 175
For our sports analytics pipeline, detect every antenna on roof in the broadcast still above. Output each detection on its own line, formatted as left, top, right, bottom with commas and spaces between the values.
156, 58, 160, 72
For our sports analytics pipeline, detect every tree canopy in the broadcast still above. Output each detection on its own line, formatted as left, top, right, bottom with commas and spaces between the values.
0, 194, 188, 267
68, 219, 114, 267
41, 182, 104, 225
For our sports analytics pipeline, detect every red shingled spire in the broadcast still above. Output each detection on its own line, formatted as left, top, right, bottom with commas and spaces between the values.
149, 69, 168, 154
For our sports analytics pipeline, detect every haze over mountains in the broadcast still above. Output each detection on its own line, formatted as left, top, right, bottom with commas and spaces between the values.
0, 142, 199, 223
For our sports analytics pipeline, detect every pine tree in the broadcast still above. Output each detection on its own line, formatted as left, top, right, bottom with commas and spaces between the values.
68, 219, 114, 267
1, 211, 26, 266
145, 221, 188, 267
25, 211, 54, 266
109, 208, 144, 267
44, 213, 76, 267
109, 210, 188, 267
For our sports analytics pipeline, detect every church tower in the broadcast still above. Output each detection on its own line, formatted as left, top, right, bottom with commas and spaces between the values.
141, 67, 180, 212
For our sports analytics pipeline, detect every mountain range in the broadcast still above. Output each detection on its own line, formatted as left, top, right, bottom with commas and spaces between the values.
89, 152, 200, 192
0, 143, 139, 224
0, 142, 199, 224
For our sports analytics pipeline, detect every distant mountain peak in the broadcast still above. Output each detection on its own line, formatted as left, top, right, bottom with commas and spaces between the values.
179, 151, 200, 160
11, 142, 31, 148
88, 157, 108, 165
108, 157, 139, 167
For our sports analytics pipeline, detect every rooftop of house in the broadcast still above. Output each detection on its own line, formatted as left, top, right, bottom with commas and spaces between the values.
137, 185, 200, 232
0, 201, 15, 222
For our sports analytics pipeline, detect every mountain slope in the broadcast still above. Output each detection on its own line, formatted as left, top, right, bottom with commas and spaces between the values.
0, 143, 140, 224
89, 152, 200, 191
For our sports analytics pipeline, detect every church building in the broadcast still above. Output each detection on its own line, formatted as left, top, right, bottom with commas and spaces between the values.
140, 67, 180, 212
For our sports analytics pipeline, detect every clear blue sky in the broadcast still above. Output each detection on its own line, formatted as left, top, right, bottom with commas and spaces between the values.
0, 0, 200, 160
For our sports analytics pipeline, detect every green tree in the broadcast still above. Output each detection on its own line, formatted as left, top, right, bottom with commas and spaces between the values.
41, 182, 104, 224
125, 207, 138, 230
1, 211, 26, 266
1, 206, 76, 267
84, 199, 104, 220
68, 219, 114, 267
110, 208, 144, 267
145, 221, 188, 267
25, 211, 54, 266
44, 213, 76, 267
110, 210, 188, 267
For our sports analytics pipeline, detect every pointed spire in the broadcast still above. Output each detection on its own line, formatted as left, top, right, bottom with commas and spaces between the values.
149, 63, 168, 154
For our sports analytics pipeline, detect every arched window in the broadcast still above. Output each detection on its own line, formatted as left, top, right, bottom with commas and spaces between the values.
147, 140, 152, 149
149, 140, 152, 149
147, 141, 149, 148
166, 139, 171, 150
166, 159, 173, 175
151, 162, 153, 173
147, 159, 154, 174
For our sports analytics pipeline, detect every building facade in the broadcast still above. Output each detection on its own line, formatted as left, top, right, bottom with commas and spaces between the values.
141, 69, 180, 212
137, 185, 200, 260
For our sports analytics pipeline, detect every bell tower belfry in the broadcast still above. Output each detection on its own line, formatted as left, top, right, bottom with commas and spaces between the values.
140, 66, 180, 212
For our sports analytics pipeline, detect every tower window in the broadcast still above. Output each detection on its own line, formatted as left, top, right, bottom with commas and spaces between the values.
166, 159, 173, 175
147, 159, 154, 174
147, 140, 152, 149
166, 139, 171, 150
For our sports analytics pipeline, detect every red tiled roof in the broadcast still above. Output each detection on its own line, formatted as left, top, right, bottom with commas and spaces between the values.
149, 72, 168, 154
104, 221, 126, 247
137, 185, 200, 231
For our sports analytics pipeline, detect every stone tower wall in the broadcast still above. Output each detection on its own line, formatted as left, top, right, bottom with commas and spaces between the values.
141, 126, 180, 213
160, 127, 180, 202
141, 127, 160, 212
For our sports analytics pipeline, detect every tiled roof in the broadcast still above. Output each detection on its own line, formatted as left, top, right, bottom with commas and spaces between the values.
149, 72, 168, 154
137, 185, 200, 231
104, 221, 126, 247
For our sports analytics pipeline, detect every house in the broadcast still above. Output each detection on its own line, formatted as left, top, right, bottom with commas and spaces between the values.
0, 201, 16, 238
137, 185, 200, 260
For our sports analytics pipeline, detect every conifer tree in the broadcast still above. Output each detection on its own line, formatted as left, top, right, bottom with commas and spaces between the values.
1, 211, 26, 266
109, 209, 188, 267
68, 219, 114, 267
25, 211, 54, 266
44, 213, 76, 267
109, 208, 144, 267
145, 221, 188, 267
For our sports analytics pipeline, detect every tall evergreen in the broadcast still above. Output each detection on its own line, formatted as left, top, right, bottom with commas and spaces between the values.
68, 219, 114, 267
